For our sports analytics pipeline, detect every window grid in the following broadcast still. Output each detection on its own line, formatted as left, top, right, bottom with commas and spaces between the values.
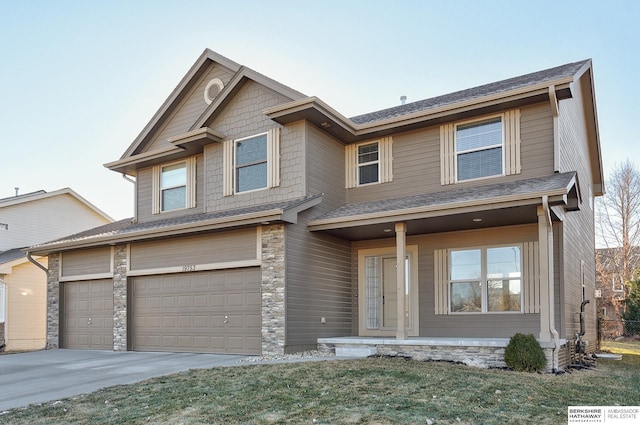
235, 133, 268, 193
455, 116, 504, 182
160, 161, 187, 212
357, 142, 380, 185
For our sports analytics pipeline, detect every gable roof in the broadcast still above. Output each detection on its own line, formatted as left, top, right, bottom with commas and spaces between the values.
266, 59, 593, 143
0, 188, 113, 221
108, 49, 306, 175
28, 194, 323, 255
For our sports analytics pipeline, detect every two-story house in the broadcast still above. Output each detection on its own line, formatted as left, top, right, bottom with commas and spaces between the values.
29, 49, 602, 371
1, 189, 112, 351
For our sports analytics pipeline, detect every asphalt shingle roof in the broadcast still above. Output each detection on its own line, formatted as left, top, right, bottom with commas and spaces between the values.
0, 247, 27, 265
30, 194, 322, 249
314, 172, 576, 221
349, 60, 589, 125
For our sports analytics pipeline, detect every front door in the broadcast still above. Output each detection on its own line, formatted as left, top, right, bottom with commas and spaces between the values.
359, 246, 418, 336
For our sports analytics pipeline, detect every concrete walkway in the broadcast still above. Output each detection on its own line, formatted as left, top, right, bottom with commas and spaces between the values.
0, 349, 252, 411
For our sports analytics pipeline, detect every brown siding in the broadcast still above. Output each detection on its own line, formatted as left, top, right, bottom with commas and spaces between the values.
519, 103, 555, 177
203, 85, 306, 213
61, 247, 111, 277
284, 124, 351, 351
285, 213, 352, 351
353, 224, 541, 338
129, 229, 257, 271
136, 154, 205, 223
346, 105, 555, 204
557, 84, 598, 347
146, 64, 235, 152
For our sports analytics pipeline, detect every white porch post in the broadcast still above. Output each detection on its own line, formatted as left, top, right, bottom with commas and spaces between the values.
537, 202, 553, 343
395, 222, 407, 340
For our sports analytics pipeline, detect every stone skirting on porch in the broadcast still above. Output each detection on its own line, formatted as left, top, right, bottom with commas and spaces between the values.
318, 337, 566, 371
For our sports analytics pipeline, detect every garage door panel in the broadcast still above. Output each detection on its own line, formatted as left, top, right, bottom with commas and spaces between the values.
63, 279, 113, 350
132, 268, 261, 354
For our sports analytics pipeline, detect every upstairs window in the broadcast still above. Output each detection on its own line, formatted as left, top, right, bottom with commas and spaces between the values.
456, 117, 503, 181
440, 110, 520, 185
345, 137, 393, 188
358, 142, 380, 185
235, 133, 268, 193
161, 162, 187, 211
223, 128, 280, 196
152, 157, 196, 214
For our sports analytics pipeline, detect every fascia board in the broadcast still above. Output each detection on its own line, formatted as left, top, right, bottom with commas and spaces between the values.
308, 190, 570, 231
169, 127, 225, 149
267, 79, 574, 139
104, 146, 184, 172
119, 49, 242, 161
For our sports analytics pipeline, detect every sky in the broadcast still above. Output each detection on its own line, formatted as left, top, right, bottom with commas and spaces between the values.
0, 0, 638, 221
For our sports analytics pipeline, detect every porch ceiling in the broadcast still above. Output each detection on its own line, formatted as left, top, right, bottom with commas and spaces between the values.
309, 172, 577, 241
317, 204, 541, 241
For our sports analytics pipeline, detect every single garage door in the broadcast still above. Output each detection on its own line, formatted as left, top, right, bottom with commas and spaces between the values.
131, 268, 261, 354
63, 279, 114, 349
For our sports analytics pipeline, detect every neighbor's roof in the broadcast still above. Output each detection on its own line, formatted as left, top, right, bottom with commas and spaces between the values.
0, 188, 113, 222
29, 194, 323, 255
0, 248, 27, 265
308, 172, 578, 231
349, 60, 590, 125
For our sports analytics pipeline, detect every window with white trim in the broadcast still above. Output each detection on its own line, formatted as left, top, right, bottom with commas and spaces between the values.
358, 142, 379, 185
223, 128, 280, 196
449, 245, 522, 313
236, 133, 268, 193
345, 137, 393, 188
440, 110, 520, 185
152, 157, 196, 214
456, 117, 503, 181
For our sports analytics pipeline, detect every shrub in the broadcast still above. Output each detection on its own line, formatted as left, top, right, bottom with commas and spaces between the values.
504, 333, 547, 372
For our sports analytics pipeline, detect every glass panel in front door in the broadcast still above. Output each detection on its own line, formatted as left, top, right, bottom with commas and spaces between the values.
382, 257, 398, 328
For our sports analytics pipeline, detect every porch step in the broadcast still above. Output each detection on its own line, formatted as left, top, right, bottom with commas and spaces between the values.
335, 346, 377, 357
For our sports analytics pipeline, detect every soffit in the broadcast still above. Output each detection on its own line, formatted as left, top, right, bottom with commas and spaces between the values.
308, 173, 578, 241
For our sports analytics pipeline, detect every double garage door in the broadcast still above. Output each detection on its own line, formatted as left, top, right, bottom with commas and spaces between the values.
63, 268, 261, 354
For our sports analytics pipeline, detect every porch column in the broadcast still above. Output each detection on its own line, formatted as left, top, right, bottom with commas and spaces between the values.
537, 202, 554, 343
395, 222, 406, 340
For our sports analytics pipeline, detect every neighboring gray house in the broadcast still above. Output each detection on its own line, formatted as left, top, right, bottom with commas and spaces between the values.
30, 49, 602, 371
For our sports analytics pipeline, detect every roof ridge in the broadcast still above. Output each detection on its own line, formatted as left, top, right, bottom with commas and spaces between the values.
350, 59, 590, 125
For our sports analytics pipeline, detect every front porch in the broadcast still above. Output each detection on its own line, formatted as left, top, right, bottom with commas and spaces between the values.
318, 336, 567, 371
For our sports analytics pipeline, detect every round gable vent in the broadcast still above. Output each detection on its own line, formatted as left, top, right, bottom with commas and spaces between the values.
204, 78, 224, 105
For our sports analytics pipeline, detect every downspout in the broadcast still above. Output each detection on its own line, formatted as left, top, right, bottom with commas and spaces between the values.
26, 251, 48, 274
542, 196, 561, 372
122, 174, 137, 222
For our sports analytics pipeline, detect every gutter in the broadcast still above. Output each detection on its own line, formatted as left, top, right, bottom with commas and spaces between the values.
542, 195, 561, 372
26, 251, 48, 274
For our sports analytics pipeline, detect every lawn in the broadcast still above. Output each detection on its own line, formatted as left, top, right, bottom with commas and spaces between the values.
2, 355, 639, 425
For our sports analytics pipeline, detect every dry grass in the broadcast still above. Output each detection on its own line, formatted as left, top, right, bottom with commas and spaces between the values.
2, 356, 639, 424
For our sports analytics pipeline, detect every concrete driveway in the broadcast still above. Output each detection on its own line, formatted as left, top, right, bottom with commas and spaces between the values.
0, 349, 251, 411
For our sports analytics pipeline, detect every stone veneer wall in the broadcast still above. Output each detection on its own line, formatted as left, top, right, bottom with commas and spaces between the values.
318, 341, 561, 372
113, 245, 128, 351
46, 253, 60, 349
261, 224, 286, 355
